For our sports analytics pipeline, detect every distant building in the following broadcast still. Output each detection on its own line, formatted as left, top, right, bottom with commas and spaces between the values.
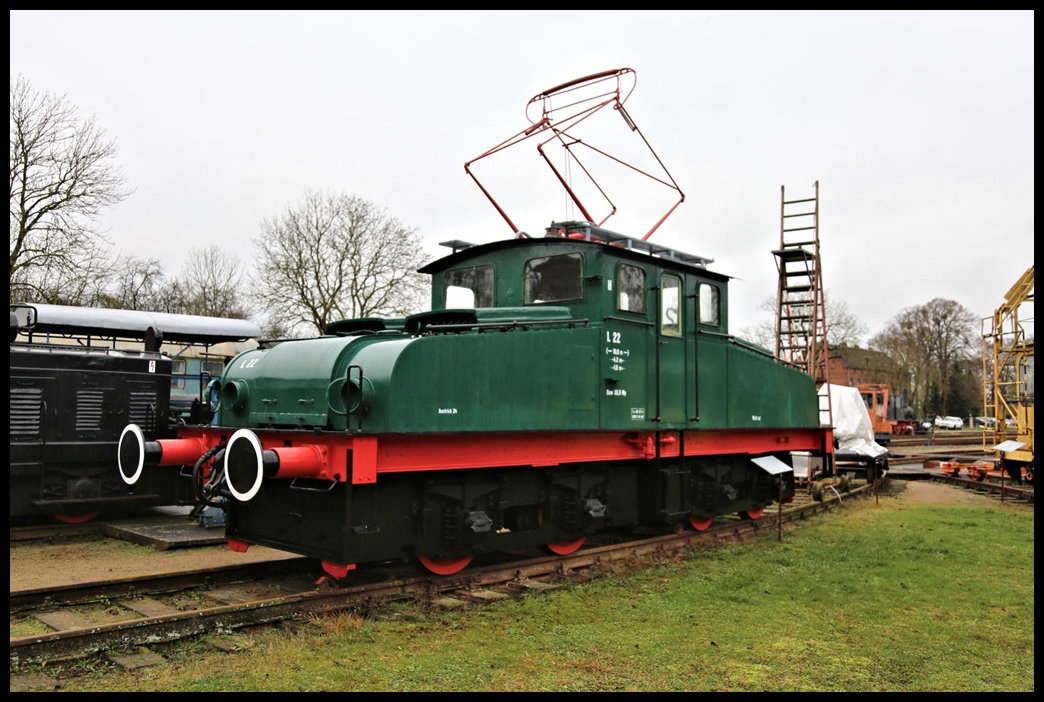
824, 344, 909, 393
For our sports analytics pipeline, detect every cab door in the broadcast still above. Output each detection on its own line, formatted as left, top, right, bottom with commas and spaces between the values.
694, 281, 726, 427
657, 273, 687, 424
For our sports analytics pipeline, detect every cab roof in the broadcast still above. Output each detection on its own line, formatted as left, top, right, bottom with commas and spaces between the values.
421, 221, 730, 283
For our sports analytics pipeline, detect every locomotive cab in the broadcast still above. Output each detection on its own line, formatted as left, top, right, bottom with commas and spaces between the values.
426, 221, 725, 334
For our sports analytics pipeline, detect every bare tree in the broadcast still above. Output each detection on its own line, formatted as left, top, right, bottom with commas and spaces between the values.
10, 234, 113, 305
251, 190, 428, 336
9, 74, 131, 303
95, 254, 167, 310
740, 291, 868, 351
176, 246, 249, 318
149, 278, 192, 315
869, 298, 978, 417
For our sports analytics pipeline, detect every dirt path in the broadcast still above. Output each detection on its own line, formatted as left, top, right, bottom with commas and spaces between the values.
896, 477, 1032, 507
9, 536, 297, 592
899, 479, 986, 504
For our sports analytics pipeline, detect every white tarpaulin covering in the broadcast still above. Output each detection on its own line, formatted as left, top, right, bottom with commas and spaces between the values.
818, 384, 888, 458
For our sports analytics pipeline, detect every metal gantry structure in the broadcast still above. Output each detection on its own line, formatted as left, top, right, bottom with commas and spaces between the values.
773, 182, 834, 435
981, 265, 1034, 482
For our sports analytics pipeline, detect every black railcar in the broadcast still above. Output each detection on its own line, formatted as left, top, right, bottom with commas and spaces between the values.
9, 303, 258, 523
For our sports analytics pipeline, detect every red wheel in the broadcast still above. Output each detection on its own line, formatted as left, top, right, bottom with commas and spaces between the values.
688, 516, 713, 531
536, 507, 586, 555
740, 507, 765, 520
54, 511, 100, 524
546, 537, 586, 555
321, 561, 357, 580
418, 554, 473, 575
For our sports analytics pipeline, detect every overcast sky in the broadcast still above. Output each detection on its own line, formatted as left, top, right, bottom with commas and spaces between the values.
10, 10, 1034, 342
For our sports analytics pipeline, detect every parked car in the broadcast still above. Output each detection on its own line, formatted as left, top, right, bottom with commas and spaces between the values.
933, 415, 965, 430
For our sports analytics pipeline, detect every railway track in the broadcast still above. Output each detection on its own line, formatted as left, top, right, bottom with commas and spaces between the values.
887, 432, 987, 448
885, 430, 989, 447
10, 481, 883, 673
924, 472, 1034, 504
10, 522, 102, 543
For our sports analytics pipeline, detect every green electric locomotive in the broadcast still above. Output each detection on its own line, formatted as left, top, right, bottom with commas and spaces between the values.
119, 220, 833, 578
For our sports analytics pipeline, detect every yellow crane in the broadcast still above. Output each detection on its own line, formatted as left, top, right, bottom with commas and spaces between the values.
981, 266, 1034, 483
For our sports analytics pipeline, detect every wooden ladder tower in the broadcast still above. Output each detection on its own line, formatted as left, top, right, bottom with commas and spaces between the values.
773, 182, 834, 438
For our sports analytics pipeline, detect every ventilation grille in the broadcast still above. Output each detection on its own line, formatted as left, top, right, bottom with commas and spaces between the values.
11, 387, 43, 436
75, 390, 105, 432
128, 391, 157, 430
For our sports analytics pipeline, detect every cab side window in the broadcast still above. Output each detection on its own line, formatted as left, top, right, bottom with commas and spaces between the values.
445, 265, 494, 308
661, 275, 682, 337
524, 253, 583, 304
699, 283, 720, 327
617, 264, 646, 313
171, 358, 187, 390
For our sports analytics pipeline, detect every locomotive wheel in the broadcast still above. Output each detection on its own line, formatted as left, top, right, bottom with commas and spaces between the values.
321, 561, 357, 580
54, 511, 100, 524
739, 507, 765, 520
973, 472, 987, 482
418, 554, 474, 576
688, 516, 713, 531
536, 507, 587, 555
545, 537, 586, 555
1025, 469, 1034, 485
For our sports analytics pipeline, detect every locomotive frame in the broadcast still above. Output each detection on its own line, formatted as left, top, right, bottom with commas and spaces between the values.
120, 222, 834, 578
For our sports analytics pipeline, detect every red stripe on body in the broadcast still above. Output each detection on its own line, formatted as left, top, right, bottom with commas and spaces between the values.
181, 427, 833, 485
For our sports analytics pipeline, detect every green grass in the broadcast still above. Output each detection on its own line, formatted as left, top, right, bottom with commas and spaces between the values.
41, 491, 1034, 691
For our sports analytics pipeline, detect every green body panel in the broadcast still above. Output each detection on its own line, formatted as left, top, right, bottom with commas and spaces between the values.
213, 228, 818, 434
221, 335, 388, 429
216, 318, 817, 434
724, 340, 819, 428
380, 327, 599, 431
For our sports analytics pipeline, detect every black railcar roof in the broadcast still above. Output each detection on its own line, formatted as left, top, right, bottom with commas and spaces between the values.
11, 303, 260, 344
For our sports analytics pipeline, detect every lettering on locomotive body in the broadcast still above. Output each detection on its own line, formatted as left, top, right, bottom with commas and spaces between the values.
631, 407, 645, 421
438, 407, 458, 415
606, 388, 628, 397
751, 414, 762, 421
604, 330, 630, 372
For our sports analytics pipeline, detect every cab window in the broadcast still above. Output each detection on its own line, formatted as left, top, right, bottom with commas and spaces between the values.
203, 359, 224, 379
699, 283, 720, 327
617, 264, 646, 313
445, 265, 494, 308
661, 275, 682, 337
524, 253, 582, 304
171, 358, 187, 389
